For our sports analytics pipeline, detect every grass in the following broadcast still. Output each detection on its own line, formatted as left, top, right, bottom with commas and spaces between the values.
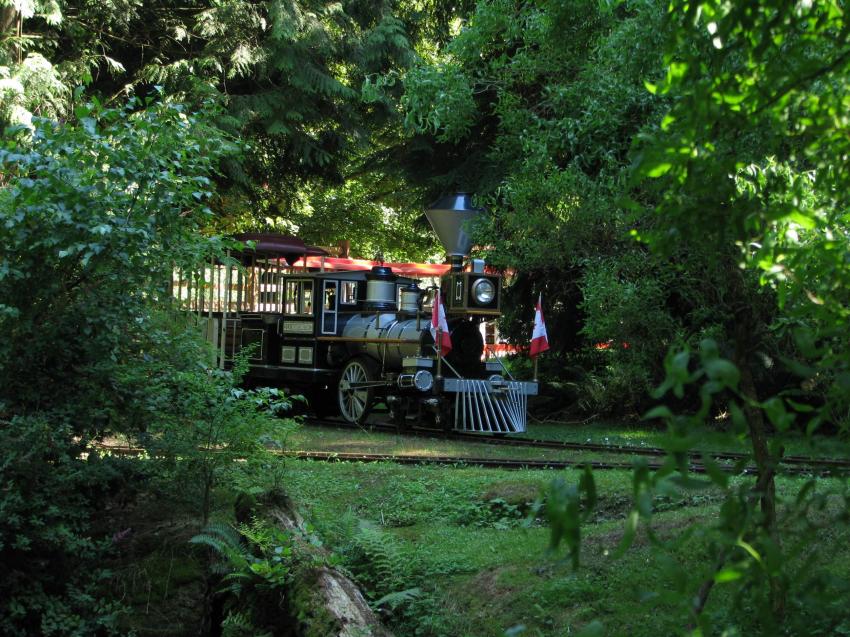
277, 458, 850, 637
522, 418, 850, 459
288, 424, 639, 464
287, 421, 850, 473
103, 419, 850, 636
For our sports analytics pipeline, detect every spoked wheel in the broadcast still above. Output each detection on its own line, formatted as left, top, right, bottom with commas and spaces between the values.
337, 356, 379, 424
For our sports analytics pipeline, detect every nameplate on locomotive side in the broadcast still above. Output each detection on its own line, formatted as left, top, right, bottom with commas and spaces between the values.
282, 321, 314, 335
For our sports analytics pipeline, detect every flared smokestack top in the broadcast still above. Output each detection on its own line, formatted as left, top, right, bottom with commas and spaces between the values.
425, 193, 484, 258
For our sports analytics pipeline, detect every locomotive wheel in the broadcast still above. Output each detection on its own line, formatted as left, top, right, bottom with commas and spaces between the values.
337, 356, 378, 424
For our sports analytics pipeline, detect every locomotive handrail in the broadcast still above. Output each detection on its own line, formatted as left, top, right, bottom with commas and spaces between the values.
316, 336, 420, 345
491, 353, 514, 381
431, 344, 462, 379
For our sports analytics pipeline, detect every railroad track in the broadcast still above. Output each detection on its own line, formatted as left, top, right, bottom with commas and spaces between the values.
303, 416, 850, 472
90, 443, 848, 476
284, 450, 846, 476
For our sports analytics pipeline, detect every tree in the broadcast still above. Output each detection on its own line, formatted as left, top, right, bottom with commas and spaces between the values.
399, 0, 850, 632
541, 1, 850, 633
396, 0, 761, 414
627, 1, 850, 623
0, 98, 236, 633
1, 0, 461, 258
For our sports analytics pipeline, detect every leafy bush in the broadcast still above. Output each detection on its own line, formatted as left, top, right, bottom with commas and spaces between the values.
0, 99, 236, 631
0, 415, 135, 635
0, 97, 235, 420
141, 347, 298, 524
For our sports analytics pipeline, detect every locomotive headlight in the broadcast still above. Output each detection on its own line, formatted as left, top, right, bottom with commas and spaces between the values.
413, 369, 434, 392
472, 278, 496, 305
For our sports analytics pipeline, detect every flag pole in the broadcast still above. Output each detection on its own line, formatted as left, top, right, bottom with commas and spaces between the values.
531, 292, 548, 383
436, 328, 443, 379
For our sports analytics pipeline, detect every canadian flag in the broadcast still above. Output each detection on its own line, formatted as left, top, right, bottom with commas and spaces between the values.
430, 288, 453, 356
530, 293, 550, 358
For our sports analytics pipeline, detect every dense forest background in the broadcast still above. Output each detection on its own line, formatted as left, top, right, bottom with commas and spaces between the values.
2, 0, 850, 634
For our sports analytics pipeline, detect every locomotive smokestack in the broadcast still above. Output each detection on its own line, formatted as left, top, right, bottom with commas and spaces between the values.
425, 193, 483, 271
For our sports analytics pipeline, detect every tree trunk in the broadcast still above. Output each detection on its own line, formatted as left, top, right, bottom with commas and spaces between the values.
728, 260, 784, 617
1, 7, 21, 64
270, 499, 394, 637
0, 6, 17, 35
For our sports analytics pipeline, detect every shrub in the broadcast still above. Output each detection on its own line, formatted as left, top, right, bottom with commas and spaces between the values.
0, 415, 133, 635
0, 99, 236, 631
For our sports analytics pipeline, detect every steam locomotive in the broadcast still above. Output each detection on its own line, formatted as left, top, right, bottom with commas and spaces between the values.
175, 194, 538, 433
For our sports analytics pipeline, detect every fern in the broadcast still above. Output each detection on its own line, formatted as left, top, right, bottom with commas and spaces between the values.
221, 610, 252, 637
221, 610, 273, 637
190, 522, 251, 582
373, 587, 422, 610
190, 522, 245, 558
351, 522, 409, 598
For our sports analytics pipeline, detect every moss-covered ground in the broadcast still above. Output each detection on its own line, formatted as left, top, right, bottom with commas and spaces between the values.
104, 484, 241, 636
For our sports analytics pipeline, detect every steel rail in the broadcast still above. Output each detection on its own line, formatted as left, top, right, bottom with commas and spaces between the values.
449, 431, 850, 468
303, 417, 850, 471
86, 443, 847, 476
283, 451, 844, 476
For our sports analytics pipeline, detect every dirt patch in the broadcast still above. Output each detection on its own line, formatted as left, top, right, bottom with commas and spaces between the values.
470, 566, 515, 598
481, 481, 540, 507
584, 512, 708, 554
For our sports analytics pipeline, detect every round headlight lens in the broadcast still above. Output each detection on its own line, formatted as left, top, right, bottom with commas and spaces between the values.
472, 278, 496, 305
414, 369, 434, 392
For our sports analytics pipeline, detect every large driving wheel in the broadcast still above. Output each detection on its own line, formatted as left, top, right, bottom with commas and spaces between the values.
337, 356, 379, 424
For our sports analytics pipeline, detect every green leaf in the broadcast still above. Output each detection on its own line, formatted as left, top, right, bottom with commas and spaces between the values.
714, 568, 743, 583
643, 405, 673, 421
646, 162, 672, 178
762, 397, 794, 432
700, 453, 729, 488
704, 358, 740, 389
614, 510, 639, 557
792, 328, 820, 358
736, 539, 762, 563
729, 400, 747, 433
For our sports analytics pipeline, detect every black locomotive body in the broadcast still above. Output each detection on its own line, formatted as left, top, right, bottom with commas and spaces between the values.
179, 195, 538, 433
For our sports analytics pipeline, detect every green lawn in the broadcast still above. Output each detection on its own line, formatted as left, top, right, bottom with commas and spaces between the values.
288, 424, 641, 465
522, 419, 850, 459
279, 458, 850, 637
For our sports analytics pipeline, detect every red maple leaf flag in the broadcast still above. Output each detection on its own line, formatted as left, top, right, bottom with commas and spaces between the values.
430, 288, 453, 356
530, 293, 550, 358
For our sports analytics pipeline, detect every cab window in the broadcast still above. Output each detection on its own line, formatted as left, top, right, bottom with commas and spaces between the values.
340, 281, 358, 305
285, 280, 314, 315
